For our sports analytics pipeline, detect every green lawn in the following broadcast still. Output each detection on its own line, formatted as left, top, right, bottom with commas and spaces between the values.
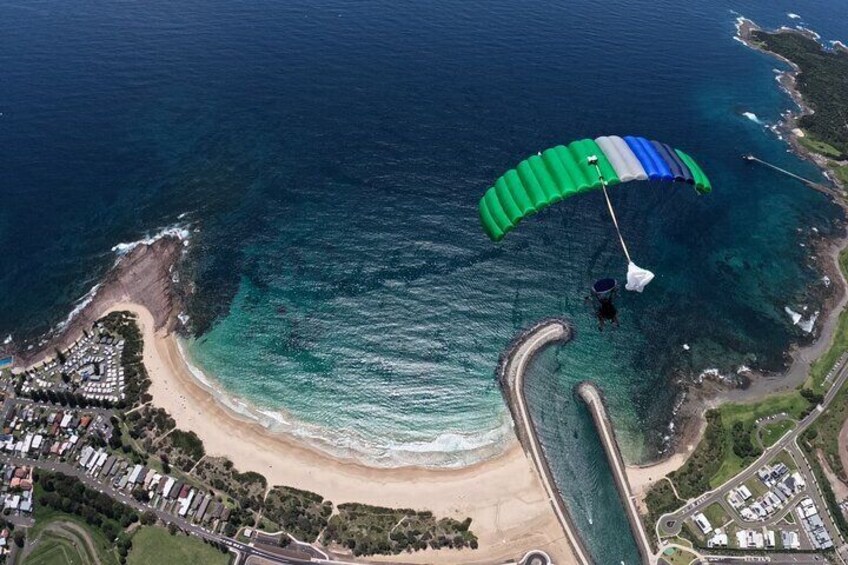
833, 164, 848, 187
799, 134, 843, 158
660, 547, 697, 565
708, 392, 810, 487
26, 537, 88, 565
711, 449, 750, 488
703, 502, 730, 528
26, 510, 120, 565
719, 392, 810, 425
127, 527, 231, 565
760, 420, 796, 448
744, 477, 768, 499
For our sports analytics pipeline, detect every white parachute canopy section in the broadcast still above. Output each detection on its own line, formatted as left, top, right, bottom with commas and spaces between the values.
625, 261, 654, 292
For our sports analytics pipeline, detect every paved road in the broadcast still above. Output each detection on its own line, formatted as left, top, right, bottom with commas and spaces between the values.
658, 358, 848, 554
697, 554, 828, 565
3, 451, 555, 565
0, 453, 315, 565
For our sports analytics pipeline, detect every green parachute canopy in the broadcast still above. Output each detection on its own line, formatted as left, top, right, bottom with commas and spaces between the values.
479, 135, 711, 241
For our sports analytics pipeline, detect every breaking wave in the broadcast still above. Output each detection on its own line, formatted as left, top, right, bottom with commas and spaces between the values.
111, 223, 190, 257
742, 111, 763, 125
175, 337, 512, 468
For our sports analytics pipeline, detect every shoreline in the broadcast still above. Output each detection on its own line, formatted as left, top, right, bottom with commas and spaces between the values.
104, 301, 577, 563
627, 16, 848, 499
11, 236, 577, 561
175, 338, 515, 470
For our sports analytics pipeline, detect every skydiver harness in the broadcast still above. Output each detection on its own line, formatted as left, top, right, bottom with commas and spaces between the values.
587, 155, 655, 293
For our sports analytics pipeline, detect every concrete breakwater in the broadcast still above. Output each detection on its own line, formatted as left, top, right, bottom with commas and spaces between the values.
496, 318, 593, 565
576, 382, 653, 564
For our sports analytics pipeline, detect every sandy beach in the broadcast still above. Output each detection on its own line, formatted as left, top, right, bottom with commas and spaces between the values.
626, 418, 706, 508
14, 236, 577, 563
104, 302, 576, 564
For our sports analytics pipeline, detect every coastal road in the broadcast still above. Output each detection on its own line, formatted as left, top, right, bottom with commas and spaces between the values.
3, 450, 555, 565
0, 452, 314, 565
698, 554, 828, 564
658, 359, 848, 549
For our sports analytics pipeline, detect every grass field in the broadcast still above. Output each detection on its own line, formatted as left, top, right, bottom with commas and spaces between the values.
708, 392, 810, 487
744, 477, 768, 499
832, 163, 848, 187
703, 502, 730, 529
760, 419, 796, 448
718, 392, 810, 426
660, 546, 697, 565
127, 527, 231, 565
26, 536, 89, 565
799, 134, 843, 158
26, 510, 120, 565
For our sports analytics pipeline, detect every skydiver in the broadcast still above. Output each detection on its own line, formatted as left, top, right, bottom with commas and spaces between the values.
586, 278, 620, 331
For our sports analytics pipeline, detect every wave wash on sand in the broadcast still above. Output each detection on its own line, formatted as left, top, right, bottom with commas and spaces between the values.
13, 234, 579, 564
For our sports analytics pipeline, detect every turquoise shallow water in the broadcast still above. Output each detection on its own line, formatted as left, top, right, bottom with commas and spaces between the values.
3, 0, 848, 561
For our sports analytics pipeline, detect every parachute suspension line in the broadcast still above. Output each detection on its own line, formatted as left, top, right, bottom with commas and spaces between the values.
588, 156, 655, 292
589, 158, 631, 263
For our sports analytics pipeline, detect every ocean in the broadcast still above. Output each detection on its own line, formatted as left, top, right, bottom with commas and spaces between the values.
3, 0, 848, 561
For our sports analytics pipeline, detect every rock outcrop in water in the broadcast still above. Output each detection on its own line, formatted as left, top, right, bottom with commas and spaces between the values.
15, 236, 185, 367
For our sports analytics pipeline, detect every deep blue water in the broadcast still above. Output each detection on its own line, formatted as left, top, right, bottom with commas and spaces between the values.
3, 0, 848, 562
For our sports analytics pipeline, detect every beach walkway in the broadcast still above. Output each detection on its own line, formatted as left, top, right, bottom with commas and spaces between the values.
576, 382, 653, 564
498, 319, 593, 565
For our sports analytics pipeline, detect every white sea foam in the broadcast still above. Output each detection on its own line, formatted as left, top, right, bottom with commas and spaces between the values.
173, 338, 510, 468
384, 429, 501, 455
795, 26, 820, 40
798, 312, 819, 334
742, 111, 763, 125
176, 340, 215, 389
111, 223, 190, 257
785, 306, 818, 333
698, 368, 723, 382
785, 306, 802, 325
55, 283, 101, 332
787, 12, 801, 20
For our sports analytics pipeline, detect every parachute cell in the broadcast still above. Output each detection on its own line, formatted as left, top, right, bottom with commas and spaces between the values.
479, 135, 711, 241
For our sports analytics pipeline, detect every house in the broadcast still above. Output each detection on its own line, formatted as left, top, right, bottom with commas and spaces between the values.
127, 465, 143, 485
693, 512, 712, 535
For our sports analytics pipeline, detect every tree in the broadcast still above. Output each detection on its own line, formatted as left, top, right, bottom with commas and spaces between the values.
132, 486, 149, 503
13, 530, 24, 548
168, 523, 178, 536
141, 510, 157, 526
